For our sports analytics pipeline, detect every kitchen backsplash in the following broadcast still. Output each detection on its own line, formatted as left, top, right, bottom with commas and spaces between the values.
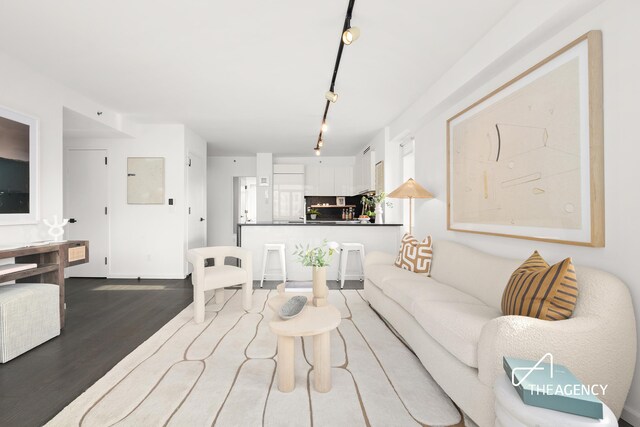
305, 196, 366, 221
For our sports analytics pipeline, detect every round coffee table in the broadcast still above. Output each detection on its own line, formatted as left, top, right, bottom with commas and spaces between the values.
268, 285, 341, 393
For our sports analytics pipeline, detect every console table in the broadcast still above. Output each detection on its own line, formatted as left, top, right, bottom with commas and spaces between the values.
0, 241, 89, 329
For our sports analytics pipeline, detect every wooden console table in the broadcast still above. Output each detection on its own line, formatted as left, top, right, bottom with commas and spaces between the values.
0, 241, 89, 329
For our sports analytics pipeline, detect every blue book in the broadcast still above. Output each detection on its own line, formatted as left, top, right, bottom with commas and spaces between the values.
503, 356, 604, 419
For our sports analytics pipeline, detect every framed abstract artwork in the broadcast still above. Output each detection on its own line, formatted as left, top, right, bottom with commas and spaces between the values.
0, 105, 39, 224
446, 31, 604, 247
127, 157, 165, 204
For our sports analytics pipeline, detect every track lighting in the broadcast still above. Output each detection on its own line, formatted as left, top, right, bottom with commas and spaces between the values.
313, 0, 358, 152
325, 91, 338, 103
342, 27, 360, 45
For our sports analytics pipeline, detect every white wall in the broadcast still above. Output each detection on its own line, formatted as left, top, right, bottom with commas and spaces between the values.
274, 156, 355, 166
382, 0, 640, 422
207, 156, 257, 246
65, 124, 191, 278
0, 51, 129, 246
184, 127, 208, 272
256, 153, 273, 222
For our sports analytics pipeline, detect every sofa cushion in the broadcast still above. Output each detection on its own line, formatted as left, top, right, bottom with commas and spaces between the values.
394, 234, 433, 275
365, 263, 427, 291
501, 251, 578, 320
203, 265, 248, 288
384, 278, 485, 314
430, 241, 522, 310
413, 300, 501, 368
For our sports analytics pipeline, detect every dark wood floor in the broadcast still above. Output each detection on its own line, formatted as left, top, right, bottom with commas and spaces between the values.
0, 277, 193, 427
0, 277, 363, 427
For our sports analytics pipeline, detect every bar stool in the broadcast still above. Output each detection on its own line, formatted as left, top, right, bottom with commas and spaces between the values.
261, 243, 287, 287
336, 243, 366, 289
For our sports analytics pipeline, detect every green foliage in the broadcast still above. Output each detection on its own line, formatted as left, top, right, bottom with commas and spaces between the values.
308, 208, 321, 216
293, 239, 339, 267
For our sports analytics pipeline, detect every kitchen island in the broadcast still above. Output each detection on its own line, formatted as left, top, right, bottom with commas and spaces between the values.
238, 222, 403, 281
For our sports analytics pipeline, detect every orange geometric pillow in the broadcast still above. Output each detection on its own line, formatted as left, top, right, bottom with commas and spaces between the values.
394, 234, 433, 275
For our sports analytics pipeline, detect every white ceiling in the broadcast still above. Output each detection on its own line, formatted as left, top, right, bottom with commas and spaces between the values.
63, 108, 131, 139
0, 0, 519, 155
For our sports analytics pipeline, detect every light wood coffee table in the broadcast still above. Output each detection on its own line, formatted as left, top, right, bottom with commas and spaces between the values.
268, 284, 341, 393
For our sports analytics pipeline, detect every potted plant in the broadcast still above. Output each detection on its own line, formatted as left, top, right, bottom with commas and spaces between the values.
293, 240, 339, 306
308, 208, 320, 220
361, 193, 393, 224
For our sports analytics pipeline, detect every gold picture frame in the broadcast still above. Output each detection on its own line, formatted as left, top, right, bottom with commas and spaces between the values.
446, 31, 604, 247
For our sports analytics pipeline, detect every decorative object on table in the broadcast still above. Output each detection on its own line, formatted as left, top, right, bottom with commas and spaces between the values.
43, 215, 69, 242
394, 233, 433, 275
358, 215, 370, 224
447, 31, 604, 247
293, 240, 339, 307
127, 157, 165, 204
308, 208, 320, 220
0, 105, 39, 225
503, 356, 604, 419
369, 192, 393, 225
501, 251, 577, 320
387, 178, 434, 234
278, 295, 307, 319
336, 196, 346, 206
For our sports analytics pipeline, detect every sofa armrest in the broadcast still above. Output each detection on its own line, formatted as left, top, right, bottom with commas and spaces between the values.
365, 251, 396, 268
477, 314, 635, 416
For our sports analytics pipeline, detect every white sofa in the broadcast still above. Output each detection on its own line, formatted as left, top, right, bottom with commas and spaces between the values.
364, 240, 636, 427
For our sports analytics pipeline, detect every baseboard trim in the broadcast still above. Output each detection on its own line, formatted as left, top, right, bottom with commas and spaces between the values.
622, 406, 640, 426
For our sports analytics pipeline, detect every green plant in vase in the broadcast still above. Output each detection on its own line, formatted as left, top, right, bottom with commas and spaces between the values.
308, 208, 321, 220
293, 240, 339, 306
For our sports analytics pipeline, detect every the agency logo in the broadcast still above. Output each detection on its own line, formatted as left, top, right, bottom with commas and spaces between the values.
510, 353, 608, 397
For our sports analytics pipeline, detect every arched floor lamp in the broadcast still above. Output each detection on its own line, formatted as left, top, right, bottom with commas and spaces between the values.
387, 178, 434, 235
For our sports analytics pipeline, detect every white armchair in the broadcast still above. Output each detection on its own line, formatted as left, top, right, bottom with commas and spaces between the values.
187, 246, 253, 323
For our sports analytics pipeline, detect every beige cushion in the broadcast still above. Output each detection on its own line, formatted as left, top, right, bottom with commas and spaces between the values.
430, 241, 521, 310
365, 263, 424, 291
203, 265, 248, 289
383, 278, 485, 314
413, 301, 501, 368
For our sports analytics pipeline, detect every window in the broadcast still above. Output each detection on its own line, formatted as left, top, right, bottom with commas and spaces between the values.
401, 137, 415, 233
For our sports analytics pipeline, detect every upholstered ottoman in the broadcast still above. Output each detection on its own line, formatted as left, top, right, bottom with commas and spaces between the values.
0, 283, 60, 363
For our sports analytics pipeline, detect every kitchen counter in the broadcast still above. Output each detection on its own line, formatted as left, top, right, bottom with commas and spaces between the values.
238, 222, 403, 281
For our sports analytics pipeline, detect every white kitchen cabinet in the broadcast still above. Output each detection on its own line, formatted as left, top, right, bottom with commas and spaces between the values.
334, 166, 353, 196
305, 164, 352, 196
353, 147, 375, 194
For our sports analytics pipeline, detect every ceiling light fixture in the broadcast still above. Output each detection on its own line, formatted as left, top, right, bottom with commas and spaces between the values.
313, 0, 358, 154
325, 91, 338, 103
342, 27, 360, 45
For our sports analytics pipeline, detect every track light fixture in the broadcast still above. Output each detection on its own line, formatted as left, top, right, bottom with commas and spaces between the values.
342, 27, 360, 45
325, 91, 338, 103
312, 0, 358, 154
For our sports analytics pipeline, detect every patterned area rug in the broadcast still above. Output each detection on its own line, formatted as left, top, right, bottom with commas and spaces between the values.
47, 290, 463, 426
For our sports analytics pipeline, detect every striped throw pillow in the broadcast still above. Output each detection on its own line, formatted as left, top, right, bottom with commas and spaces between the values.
501, 251, 578, 320
394, 234, 433, 275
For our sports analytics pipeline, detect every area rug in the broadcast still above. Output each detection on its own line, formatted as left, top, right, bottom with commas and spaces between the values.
47, 289, 463, 427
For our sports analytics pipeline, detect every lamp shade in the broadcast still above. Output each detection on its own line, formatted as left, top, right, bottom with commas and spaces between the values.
387, 178, 434, 199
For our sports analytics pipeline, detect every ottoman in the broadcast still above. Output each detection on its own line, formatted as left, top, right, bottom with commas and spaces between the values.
0, 283, 60, 363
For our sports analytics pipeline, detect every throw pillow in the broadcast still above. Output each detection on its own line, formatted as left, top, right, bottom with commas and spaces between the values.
394, 233, 433, 275
501, 251, 578, 320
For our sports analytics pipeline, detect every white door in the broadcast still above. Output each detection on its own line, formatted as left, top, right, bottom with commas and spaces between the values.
64, 149, 109, 277
188, 152, 206, 250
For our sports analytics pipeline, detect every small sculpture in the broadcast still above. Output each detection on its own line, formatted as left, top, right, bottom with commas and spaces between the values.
43, 215, 69, 242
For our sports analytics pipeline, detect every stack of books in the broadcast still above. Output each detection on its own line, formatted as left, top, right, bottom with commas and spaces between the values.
503, 356, 604, 419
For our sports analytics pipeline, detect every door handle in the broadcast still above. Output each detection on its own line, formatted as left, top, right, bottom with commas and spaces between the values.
69, 218, 77, 223
200, 218, 205, 222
